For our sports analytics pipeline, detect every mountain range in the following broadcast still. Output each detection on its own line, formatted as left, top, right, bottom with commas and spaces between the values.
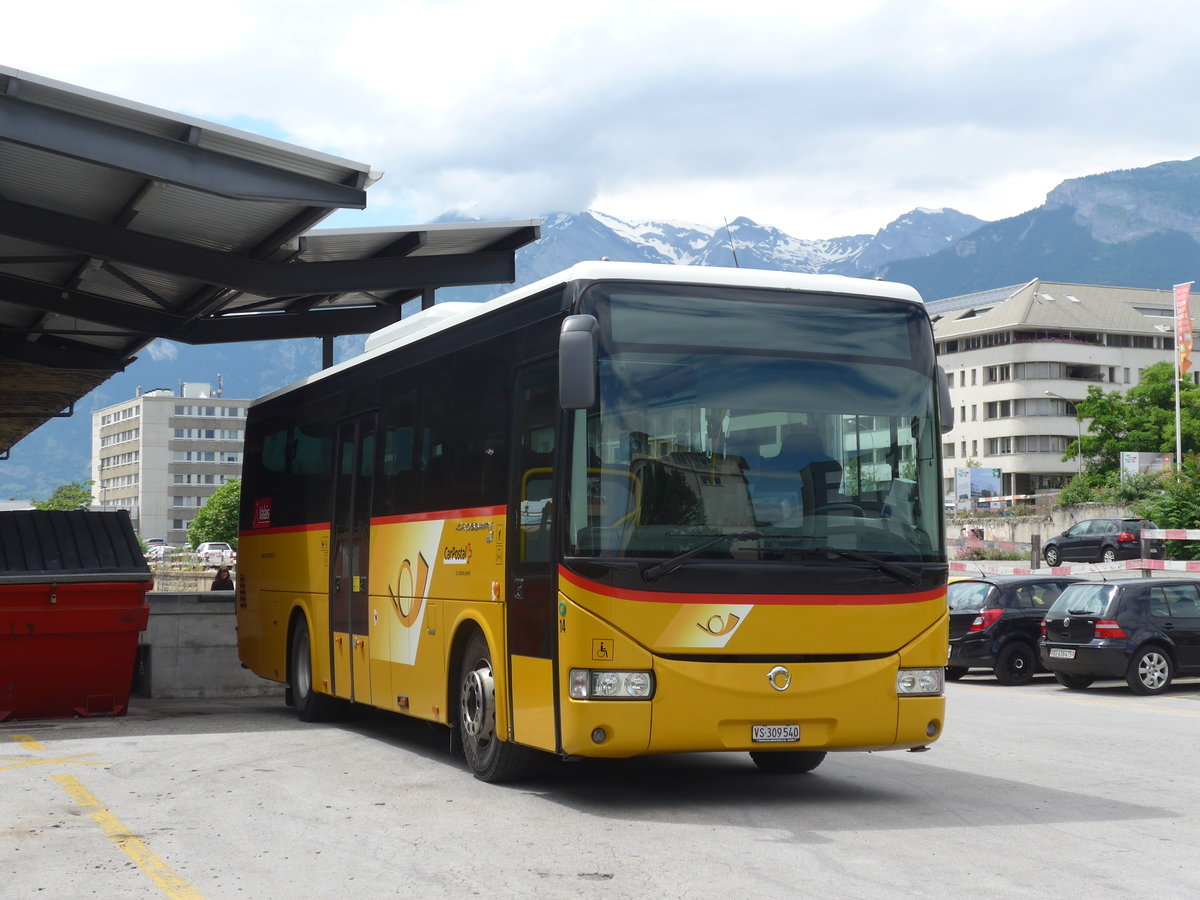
5, 155, 1200, 501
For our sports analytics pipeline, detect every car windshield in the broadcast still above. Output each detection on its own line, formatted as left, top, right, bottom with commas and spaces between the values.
1047, 583, 1118, 617
947, 581, 998, 611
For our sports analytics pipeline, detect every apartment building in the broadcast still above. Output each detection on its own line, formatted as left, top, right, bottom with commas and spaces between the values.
91, 383, 249, 544
928, 279, 1189, 500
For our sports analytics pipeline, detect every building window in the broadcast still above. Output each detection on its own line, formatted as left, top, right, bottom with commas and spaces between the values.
943, 442, 955, 458
1013, 435, 1071, 453
984, 400, 1013, 419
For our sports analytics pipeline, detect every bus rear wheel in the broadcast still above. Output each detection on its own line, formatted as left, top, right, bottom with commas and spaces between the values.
749, 750, 827, 774
458, 632, 536, 783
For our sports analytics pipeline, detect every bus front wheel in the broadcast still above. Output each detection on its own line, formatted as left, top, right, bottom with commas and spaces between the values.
290, 618, 337, 722
458, 631, 536, 783
749, 750, 827, 774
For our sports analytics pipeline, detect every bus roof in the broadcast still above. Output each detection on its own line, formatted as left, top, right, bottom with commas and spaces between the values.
252, 261, 925, 407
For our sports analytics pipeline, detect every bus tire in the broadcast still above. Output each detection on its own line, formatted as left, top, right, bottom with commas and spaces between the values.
749, 750, 827, 774
291, 617, 337, 722
458, 631, 536, 783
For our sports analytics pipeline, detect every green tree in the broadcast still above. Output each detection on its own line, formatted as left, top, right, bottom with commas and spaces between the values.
31, 481, 94, 510
1073, 361, 1200, 474
187, 479, 241, 550
1056, 469, 1164, 506
1133, 464, 1200, 561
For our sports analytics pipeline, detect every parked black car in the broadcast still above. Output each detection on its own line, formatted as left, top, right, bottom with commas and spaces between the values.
1041, 518, 1163, 566
1040, 578, 1200, 694
947, 575, 1084, 685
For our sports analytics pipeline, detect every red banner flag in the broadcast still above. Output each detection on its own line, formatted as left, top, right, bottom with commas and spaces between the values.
1175, 282, 1194, 375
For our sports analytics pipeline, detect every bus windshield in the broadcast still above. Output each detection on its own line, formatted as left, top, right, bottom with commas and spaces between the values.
566, 282, 943, 564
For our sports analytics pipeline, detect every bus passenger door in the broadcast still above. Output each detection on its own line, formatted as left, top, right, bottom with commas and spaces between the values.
331, 414, 376, 705
506, 362, 559, 751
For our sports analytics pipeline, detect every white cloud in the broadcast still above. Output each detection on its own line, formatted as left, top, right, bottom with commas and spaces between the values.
5, 0, 1200, 237
143, 340, 179, 362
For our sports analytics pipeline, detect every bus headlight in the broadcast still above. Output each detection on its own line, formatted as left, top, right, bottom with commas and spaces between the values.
896, 668, 944, 696
570, 669, 656, 700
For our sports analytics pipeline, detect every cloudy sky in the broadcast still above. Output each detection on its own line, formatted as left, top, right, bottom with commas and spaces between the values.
5, 0, 1200, 238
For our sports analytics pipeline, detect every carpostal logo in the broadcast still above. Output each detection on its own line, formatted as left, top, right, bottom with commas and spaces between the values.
443, 544, 472, 565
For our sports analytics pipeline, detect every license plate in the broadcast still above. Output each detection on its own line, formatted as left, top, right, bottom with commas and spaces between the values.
752, 724, 799, 743
1049, 648, 1076, 659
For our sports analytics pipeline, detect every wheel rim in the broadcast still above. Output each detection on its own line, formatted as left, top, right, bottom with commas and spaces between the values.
1138, 652, 1169, 690
1045, 550, 1059, 566
1103, 549, 1116, 562
461, 658, 496, 748
294, 628, 312, 699
1008, 654, 1028, 677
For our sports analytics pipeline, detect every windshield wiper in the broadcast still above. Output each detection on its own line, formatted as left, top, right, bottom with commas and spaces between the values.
640, 535, 923, 588
641, 531, 767, 583
806, 546, 923, 588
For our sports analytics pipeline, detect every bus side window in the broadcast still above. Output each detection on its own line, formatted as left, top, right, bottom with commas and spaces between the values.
451, 346, 512, 509
379, 384, 419, 516
419, 361, 454, 511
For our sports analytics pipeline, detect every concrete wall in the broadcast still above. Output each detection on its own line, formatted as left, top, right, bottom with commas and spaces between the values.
134, 592, 283, 700
949, 502, 1135, 547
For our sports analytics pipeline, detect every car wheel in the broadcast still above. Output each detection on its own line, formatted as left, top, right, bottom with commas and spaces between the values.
750, 750, 827, 774
1053, 672, 1094, 690
459, 631, 537, 782
945, 666, 968, 681
1101, 546, 1118, 563
1126, 646, 1173, 695
1043, 546, 1061, 567
994, 642, 1036, 685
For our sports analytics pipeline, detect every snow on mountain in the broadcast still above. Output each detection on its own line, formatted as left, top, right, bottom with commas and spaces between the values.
444, 207, 985, 305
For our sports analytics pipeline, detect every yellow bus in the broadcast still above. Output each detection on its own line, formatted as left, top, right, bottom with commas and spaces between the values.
236, 261, 953, 781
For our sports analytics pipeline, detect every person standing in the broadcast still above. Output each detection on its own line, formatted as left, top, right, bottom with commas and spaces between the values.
210, 565, 235, 591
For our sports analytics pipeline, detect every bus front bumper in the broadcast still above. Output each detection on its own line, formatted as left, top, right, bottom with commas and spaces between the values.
559, 654, 945, 758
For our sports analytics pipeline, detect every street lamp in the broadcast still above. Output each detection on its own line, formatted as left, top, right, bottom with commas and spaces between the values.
1044, 390, 1083, 474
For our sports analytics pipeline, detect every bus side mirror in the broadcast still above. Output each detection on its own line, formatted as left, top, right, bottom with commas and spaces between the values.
560, 315, 599, 409
937, 366, 954, 434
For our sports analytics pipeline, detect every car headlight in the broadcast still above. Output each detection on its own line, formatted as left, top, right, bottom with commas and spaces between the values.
569, 669, 655, 700
896, 667, 945, 696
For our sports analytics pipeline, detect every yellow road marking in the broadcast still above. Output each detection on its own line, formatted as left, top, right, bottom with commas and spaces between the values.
8, 733, 45, 750
0, 753, 105, 771
54, 775, 205, 900
1063, 693, 1200, 717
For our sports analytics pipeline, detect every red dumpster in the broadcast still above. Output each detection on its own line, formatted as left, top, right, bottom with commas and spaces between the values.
0, 509, 152, 721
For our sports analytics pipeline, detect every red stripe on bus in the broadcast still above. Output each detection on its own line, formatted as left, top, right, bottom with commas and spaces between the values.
372, 506, 505, 526
558, 565, 941, 606
239, 522, 330, 538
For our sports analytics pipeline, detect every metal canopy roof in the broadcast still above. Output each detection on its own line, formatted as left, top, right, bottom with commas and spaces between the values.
0, 66, 540, 456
